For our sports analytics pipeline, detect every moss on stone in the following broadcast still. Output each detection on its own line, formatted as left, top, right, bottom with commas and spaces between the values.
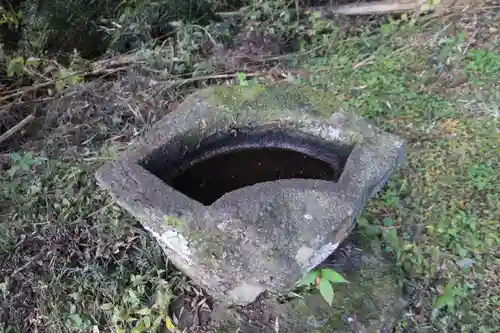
188, 230, 204, 244
207, 82, 340, 120
164, 215, 186, 231
195, 232, 226, 269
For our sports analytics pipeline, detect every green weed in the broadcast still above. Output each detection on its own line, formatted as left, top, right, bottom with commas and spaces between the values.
0, 155, 174, 332
296, 268, 349, 306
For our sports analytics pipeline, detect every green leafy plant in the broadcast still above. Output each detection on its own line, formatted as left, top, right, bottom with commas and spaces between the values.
296, 268, 348, 306
468, 163, 496, 190
6, 55, 84, 91
7, 151, 41, 178
236, 71, 249, 86
433, 280, 459, 311
100, 274, 177, 333
431, 279, 470, 321
0, 7, 23, 29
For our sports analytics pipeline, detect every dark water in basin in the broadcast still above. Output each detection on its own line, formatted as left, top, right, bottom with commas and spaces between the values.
171, 147, 336, 205
141, 129, 352, 206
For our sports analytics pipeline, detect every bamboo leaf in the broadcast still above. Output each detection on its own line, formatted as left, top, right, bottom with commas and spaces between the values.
321, 269, 348, 284
318, 279, 334, 306
297, 270, 319, 286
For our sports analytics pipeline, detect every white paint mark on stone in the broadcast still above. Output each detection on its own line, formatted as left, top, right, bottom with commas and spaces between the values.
160, 229, 193, 265
301, 241, 341, 272
303, 214, 313, 221
146, 225, 193, 266
217, 220, 229, 231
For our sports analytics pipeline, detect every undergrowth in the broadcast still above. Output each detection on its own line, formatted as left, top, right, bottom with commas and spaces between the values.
294, 20, 499, 332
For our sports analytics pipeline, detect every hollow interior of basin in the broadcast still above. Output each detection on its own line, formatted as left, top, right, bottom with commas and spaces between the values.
172, 148, 334, 205
142, 129, 353, 206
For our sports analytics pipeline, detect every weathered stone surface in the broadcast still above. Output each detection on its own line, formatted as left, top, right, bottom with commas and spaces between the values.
210, 238, 408, 333
95, 83, 404, 306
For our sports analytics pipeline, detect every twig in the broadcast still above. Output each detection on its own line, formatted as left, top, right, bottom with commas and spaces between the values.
0, 97, 55, 116
190, 24, 218, 46
0, 82, 53, 104
0, 114, 36, 145
166, 72, 261, 88
10, 249, 46, 278
91, 54, 142, 71
216, 10, 244, 18
0, 66, 126, 106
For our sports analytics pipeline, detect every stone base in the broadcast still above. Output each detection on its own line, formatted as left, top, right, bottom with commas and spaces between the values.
209, 237, 407, 333
96, 83, 404, 306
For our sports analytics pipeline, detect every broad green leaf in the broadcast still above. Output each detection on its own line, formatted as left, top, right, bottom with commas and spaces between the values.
312, 11, 322, 19
7, 56, 24, 77
10, 152, 21, 162
69, 314, 83, 328
443, 280, 456, 295
7, 167, 17, 178
55, 79, 66, 92
384, 229, 399, 247
143, 315, 151, 328
296, 270, 319, 286
434, 293, 453, 310
135, 307, 151, 316
321, 269, 348, 284
318, 279, 334, 306
165, 316, 176, 330
135, 320, 145, 330
0, 281, 8, 295
100, 303, 114, 310
236, 72, 248, 86
126, 289, 139, 305
152, 315, 163, 329
25, 57, 41, 66
434, 280, 456, 309
19, 161, 30, 171
65, 73, 83, 85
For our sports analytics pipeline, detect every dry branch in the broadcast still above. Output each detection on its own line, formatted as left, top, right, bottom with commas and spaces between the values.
332, 0, 426, 15
0, 114, 35, 145
164, 72, 261, 88
217, 0, 481, 17
217, 0, 426, 17
0, 66, 127, 109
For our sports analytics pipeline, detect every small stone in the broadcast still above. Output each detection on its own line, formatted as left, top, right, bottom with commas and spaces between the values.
456, 258, 475, 269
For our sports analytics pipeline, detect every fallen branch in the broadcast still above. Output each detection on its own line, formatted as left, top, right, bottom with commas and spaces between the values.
219, 0, 488, 17
9, 249, 47, 278
217, 0, 427, 17
165, 72, 262, 89
0, 113, 36, 145
0, 81, 53, 104
0, 66, 127, 106
91, 54, 143, 71
331, 0, 426, 15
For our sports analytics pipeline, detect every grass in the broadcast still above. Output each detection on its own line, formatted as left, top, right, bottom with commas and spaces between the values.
1, 10, 499, 333
296, 20, 499, 332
